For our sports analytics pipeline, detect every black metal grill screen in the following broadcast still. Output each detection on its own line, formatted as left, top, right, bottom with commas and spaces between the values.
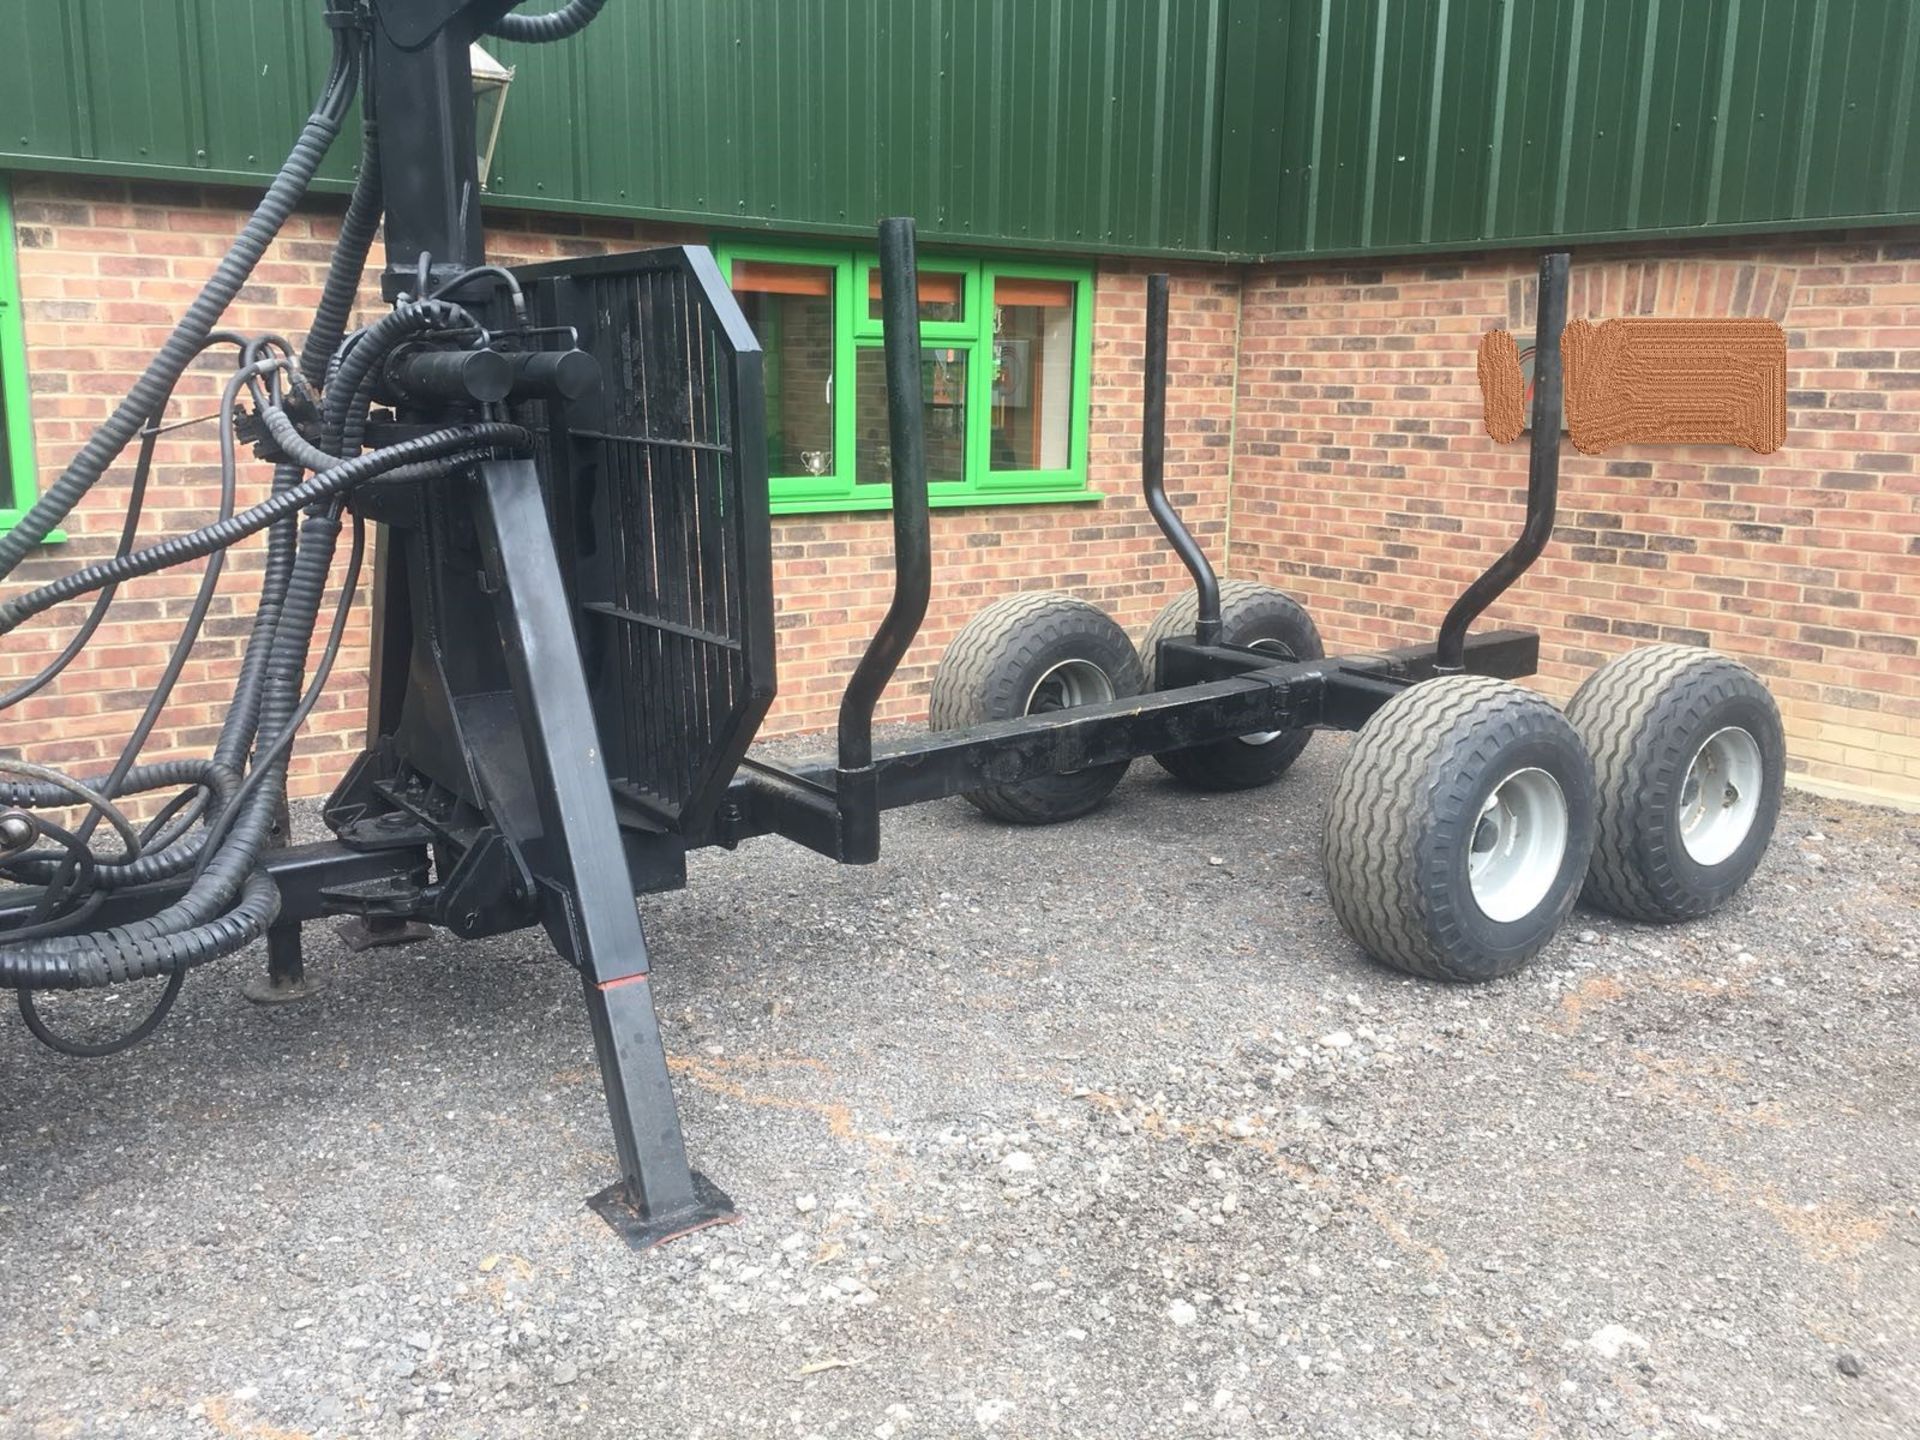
514, 247, 775, 835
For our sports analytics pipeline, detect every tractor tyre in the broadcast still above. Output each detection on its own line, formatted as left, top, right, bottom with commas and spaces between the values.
1324, 675, 1595, 982
928, 591, 1144, 825
1139, 580, 1323, 791
1564, 644, 1784, 923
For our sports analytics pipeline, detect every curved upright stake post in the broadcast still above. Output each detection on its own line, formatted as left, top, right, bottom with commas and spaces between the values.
1141, 274, 1222, 646
835, 216, 933, 862
1436, 250, 1570, 672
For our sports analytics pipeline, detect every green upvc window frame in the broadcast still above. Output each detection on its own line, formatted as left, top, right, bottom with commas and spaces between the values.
850, 254, 978, 341
717, 238, 1099, 517
719, 242, 859, 512
0, 175, 45, 536
975, 259, 1095, 501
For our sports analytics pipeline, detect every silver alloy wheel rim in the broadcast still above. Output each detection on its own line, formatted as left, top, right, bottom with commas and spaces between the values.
1236, 639, 1295, 746
1025, 658, 1115, 716
1467, 766, 1569, 924
1025, 659, 1115, 775
1677, 725, 1763, 867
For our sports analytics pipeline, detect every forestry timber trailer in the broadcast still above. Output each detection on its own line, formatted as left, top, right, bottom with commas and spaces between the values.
0, 0, 1786, 1247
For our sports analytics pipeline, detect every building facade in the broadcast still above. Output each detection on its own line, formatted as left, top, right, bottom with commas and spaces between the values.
2, 2, 1917, 807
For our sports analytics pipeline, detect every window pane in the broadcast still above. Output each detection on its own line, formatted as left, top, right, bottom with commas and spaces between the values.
990, 278, 1075, 471
854, 346, 968, 487
867, 268, 964, 325
732, 260, 836, 478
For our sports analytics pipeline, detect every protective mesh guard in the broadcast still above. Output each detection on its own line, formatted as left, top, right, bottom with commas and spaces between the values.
514, 246, 775, 835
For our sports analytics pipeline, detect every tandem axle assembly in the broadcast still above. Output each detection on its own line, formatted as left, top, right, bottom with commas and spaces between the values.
0, 0, 1786, 1248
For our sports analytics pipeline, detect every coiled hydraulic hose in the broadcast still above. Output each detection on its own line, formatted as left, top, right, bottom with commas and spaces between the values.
0, 510, 349, 989
302, 118, 383, 389
23, 358, 274, 914
488, 0, 608, 43
0, 761, 142, 864
0, 424, 528, 634
213, 463, 302, 776
0, 11, 357, 1005
1, 763, 238, 890
0, 331, 255, 713
0, 6, 359, 578
0, 0, 615, 1045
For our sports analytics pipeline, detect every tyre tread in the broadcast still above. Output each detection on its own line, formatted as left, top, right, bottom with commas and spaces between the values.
928, 591, 1142, 825
1323, 676, 1589, 981
1566, 644, 1782, 922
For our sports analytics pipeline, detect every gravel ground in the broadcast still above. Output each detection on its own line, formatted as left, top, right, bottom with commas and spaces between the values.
2, 732, 1917, 1440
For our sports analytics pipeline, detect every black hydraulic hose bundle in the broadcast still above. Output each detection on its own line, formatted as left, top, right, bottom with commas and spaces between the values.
0, 5, 363, 1011
301, 117, 384, 390
8, 503, 350, 992
1, 762, 238, 889
0, 2, 585, 1048
0, 423, 526, 633
0, 18, 356, 575
487, 0, 608, 43
0, 1, 602, 1052
0, 329, 255, 714
20, 359, 271, 917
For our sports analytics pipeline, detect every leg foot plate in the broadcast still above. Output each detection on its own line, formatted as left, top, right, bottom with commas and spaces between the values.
242, 971, 324, 1005
587, 1171, 738, 1251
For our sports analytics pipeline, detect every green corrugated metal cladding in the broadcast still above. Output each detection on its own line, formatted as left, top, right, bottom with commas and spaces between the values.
3, 1, 1916, 261
1217, 0, 1920, 257
484, 0, 1225, 251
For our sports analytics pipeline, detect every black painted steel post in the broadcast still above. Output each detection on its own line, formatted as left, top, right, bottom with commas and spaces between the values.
1435, 250, 1570, 672
360, 0, 518, 801
1141, 274, 1222, 646
370, 1, 516, 299
262, 921, 305, 985
835, 217, 933, 863
474, 457, 733, 1246
245, 796, 312, 1003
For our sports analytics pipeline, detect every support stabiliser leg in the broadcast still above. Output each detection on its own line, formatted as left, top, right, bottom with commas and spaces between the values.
242, 919, 320, 1005
475, 458, 735, 1248
581, 976, 736, 1245
245, 796, 321, 1004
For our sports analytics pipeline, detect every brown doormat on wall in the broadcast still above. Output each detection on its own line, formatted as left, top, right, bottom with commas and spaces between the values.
1478, 318, 1788, 454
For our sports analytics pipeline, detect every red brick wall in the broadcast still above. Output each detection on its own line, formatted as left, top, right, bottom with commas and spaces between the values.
7, 171, 1916, 809
0, 175, 1231, 795
1228, 235, 1920, 807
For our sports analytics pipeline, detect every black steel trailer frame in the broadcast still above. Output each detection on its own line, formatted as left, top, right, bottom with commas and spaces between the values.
0, 0, 1580, 1249
0, 220, 1572, 1247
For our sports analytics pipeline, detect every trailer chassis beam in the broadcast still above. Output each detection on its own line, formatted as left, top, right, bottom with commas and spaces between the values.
858, 627, 1537, 812
721, 628, 1537, 855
